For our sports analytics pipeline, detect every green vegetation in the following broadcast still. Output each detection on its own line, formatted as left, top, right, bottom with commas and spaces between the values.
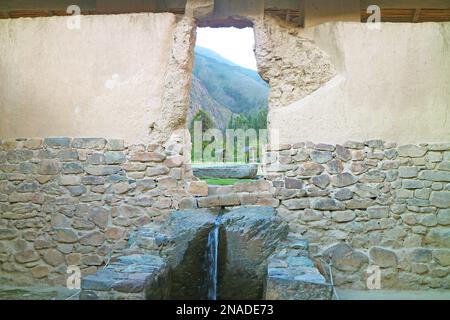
189, 109, 220, 162
189, 109, 215, 134
227, 108, 268, 131
189, 46, 269, 164
190, 108, 268, 163
192, 47, 269, 115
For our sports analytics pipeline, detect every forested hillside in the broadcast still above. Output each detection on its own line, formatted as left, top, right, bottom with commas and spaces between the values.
188, 47, 269, 132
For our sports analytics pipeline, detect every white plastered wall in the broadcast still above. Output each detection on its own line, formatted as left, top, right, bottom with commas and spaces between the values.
269, 22, 450, 144
0, 13, 177, 144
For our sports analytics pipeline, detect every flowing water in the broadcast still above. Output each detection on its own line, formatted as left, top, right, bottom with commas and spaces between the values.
206, 218, 220, 300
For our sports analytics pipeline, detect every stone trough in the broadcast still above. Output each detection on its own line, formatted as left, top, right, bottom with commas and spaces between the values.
80, 206, 332, 300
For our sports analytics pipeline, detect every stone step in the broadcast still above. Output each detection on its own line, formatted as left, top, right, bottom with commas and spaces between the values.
192, 163, 258, 179
264, 235, 333, 300
80, 254, 169, 300
193, 179, 271, 194
207, 185, 234, 195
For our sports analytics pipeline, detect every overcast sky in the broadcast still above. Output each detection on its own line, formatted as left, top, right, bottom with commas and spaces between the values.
196, 27, 257, 71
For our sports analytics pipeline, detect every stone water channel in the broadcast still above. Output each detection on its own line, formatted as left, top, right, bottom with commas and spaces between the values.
79, 206, 333, 300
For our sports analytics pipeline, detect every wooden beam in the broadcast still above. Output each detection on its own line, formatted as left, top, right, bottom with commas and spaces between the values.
8, 10, 50, 18
299, 0, 305, 27
265, 0, 302, 11
0, 0, 96, 12
361, 0, 450, 10
361, 8, 415, 23
361, 7, 450, 23
413, 8, 422, 22
420, 8, 450, 22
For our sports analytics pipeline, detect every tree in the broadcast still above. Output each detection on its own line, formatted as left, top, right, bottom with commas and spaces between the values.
226, 107, 268, 162
190, 110, 217, 162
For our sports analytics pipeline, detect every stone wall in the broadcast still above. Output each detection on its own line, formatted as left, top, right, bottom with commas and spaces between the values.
0, 137, 192, 286
1, 137, 449, 290
0, 135, 283, 286
1, 7, 449, 294
262, 140, 450, 290
253, 16, 336, 110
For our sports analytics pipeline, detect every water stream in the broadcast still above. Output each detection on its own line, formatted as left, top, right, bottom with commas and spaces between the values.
206, 217, 220, 300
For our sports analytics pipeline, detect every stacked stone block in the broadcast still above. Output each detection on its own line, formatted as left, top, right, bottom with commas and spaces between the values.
183, 179, 279, 209
80, 254, 169, 300
1, 136, 450, 291
265, 235, 333, 300
263, 141, 450, 289
0, 137, 188, 286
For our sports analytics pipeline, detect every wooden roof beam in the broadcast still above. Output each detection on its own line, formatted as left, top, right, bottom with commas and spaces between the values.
361, 0, 450, 10
413, 8, 422, 22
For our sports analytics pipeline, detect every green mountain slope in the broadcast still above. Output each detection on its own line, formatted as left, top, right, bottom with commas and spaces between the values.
188, 46, 269, 131
189, 75, 233, 130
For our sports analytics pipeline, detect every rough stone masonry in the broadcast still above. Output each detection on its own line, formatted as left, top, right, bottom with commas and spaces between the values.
1, 137, 449, 291
0, 137, 191, 286
0, 0, 449, 296
263, 140, 450, 290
